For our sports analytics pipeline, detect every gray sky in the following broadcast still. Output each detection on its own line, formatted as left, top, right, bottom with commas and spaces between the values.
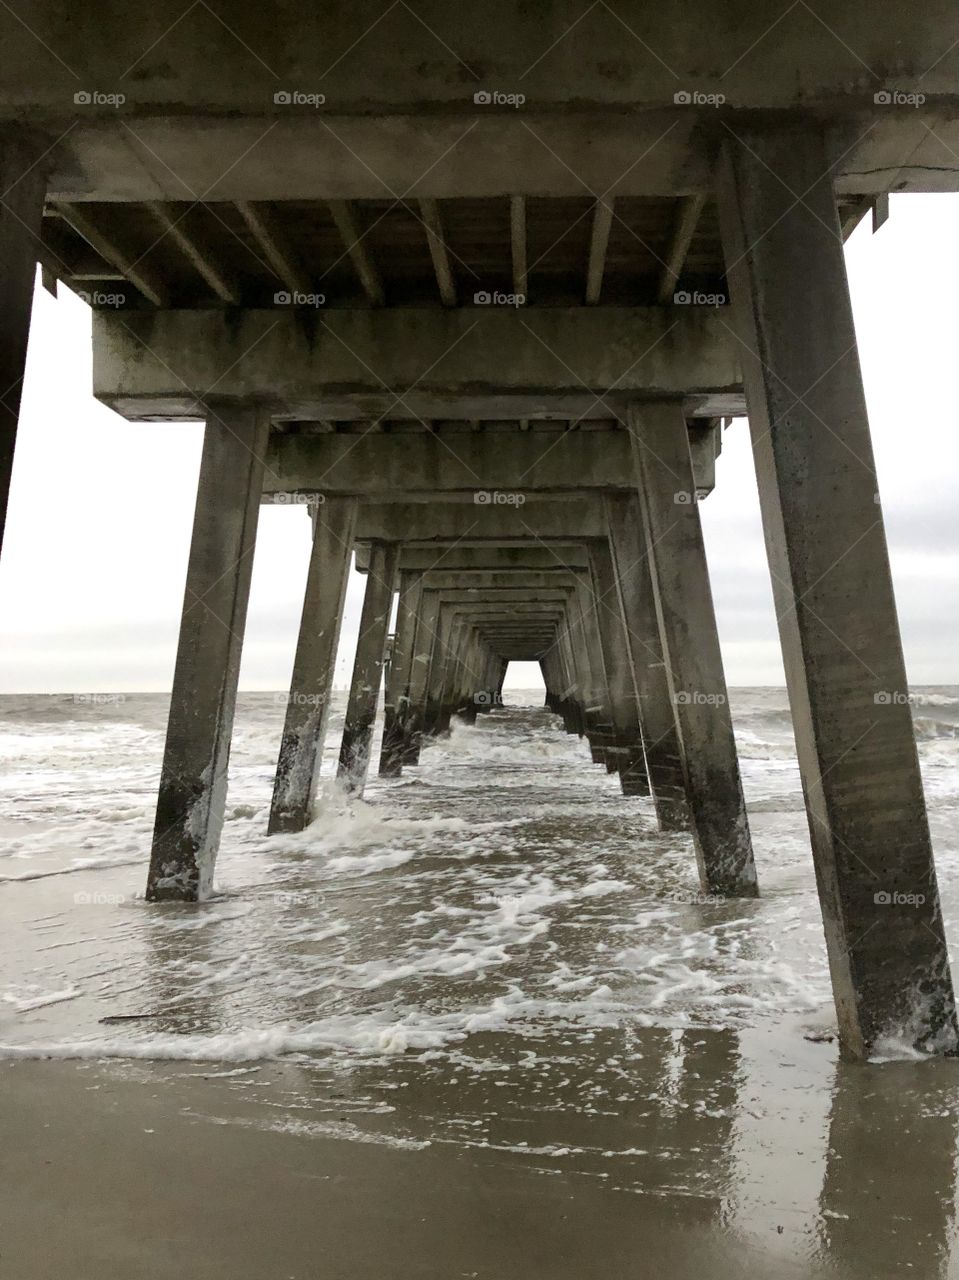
1, 193, 957, 693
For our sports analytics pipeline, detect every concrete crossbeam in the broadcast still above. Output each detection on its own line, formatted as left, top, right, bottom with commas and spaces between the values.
92, 308, 742, 420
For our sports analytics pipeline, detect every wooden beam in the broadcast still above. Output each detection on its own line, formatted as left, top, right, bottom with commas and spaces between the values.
656, 195, 705, 305
585, 198, 614, 305
418, 198, 456, 306
327, 200, 385, 306
51, 202, 169, 307
235, 201, 312, 296
509, 196, 527, 300
147, 202, 240, 305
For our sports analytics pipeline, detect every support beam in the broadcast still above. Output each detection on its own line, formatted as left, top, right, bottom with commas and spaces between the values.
146, 202, 240, 305
509, 195, 527, 300
328, 200, 385, 306
656, 194, 705, 304
717, 127, 957, 1057
338, 540, 400, 792
604, 493, 689, 829
146, 403, 268, 901
268, 497, 358, 833
418, 199, 456, 307
585, 198, 614, 305
380, 572, 421, 776
52, 200, 168, 306
0, 133, 47, 555
94, 306, 743, 421
629, 399, 757, 898
586, 540, 649, 794
235, 200, 311, 296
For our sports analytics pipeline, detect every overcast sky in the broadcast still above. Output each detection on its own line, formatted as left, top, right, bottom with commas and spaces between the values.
1, 193, 957, 694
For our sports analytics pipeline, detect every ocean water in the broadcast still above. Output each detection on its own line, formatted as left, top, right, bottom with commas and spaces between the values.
4, 687, 959, 1274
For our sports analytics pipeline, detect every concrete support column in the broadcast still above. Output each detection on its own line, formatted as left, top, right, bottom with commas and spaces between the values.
629, 400, 757, 897
717, 127, 957, 1055
379, 571, 420, 776
572, 576, 614, 764
587, 540, 649, 796
403, 589, 441, 762
0, 133, 48, 554
337, 540, 400, 793
268, 497, 358, 833
147, 402, 269, 901
604, 493, 689, 829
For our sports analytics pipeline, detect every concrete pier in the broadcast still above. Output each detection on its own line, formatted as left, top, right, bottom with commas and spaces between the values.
7, 5, 956, 1059
268, 498, 357, 834
587, 541, 649, 796
379, 572, 420, 777
718, 128, 958, 1054
604, 494, 690, 830
337, 540, 399, 794
629, 401, 757, 898
147, 404, 268, 901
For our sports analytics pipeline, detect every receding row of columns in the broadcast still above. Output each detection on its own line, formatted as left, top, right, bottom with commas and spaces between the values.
0, 125, 954, 1060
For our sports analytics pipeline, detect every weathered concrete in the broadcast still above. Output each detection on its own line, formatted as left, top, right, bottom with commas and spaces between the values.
379, 572, 422, 777
604, 493, 689, 831
337, 540, 399, 793
629, 400, 757, 898
147, 403, 269, 901
268, 497, 358, 833
0, 134, 47, 553
718, 127, 958, 1056
587, 541, 649, 796
93, 309, 742, 420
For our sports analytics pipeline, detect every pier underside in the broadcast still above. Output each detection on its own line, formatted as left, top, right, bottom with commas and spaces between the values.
2, 2, 958, 1059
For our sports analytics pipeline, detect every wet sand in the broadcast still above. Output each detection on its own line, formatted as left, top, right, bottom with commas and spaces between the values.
3, 1043, 959, 1279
